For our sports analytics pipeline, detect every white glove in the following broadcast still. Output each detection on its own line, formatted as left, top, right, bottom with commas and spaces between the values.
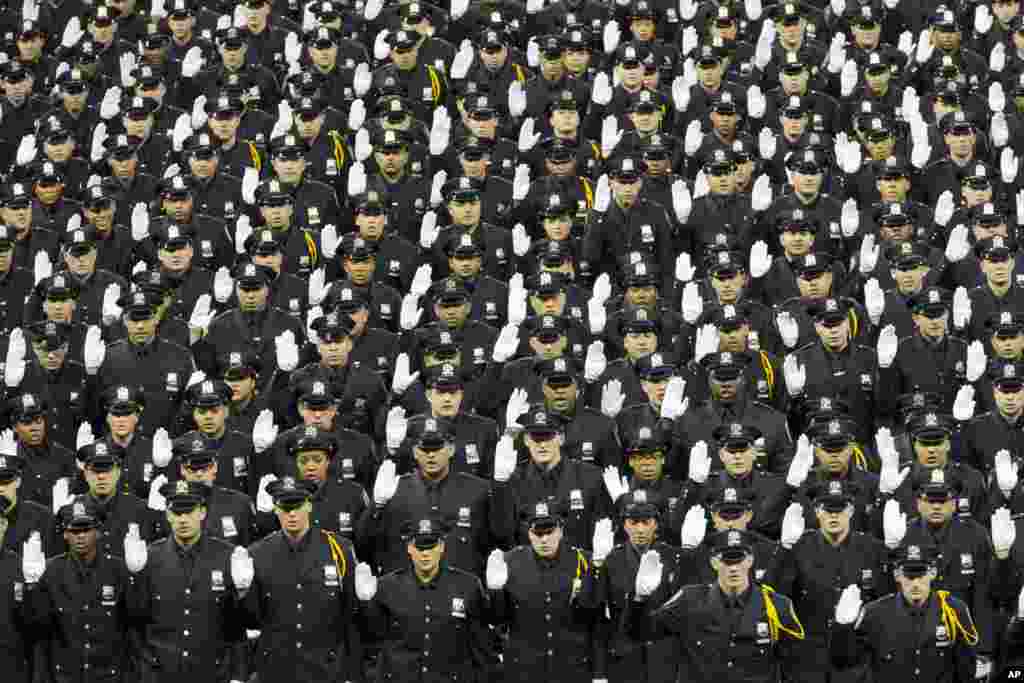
991, 82, 1007, 116
419, 211, 439, 249
231, 547, 254, 591
347, 99, 366, 132
486, 549, 509, 589
591, 73, 613, 106
256, 474, 277, 513
100, 86, 122, 121
876, 427, 909, 494
494, 434, 517, 482
694, 323, 719, 364
780, 502, 805, 549
506, 286, 527, 328
232, 4, 246, 27
33, 251, 52, 286
993, 113, 1010, 149
373, 460, 399, 506
182, 46, 204, 78
603, 20, 621, 55
188, 94, 209, 131
749, 240, 771, 278
681, 282, 703, 324
385, 406, 408, 451
124, 524, 148, 574
429, 110, 450, 157
148, 474, 168, 511
400, 294, 424, 331
911, 135, 932, 170
90, 123, 108, 164
635, 550, 664, 598
840, 60, 858, 98
284, 31, 301, 66
675, 252, 695, 283
688, 441, 711, 483
672, 76, 690, 113
835, 584, 863, 624
672, 180, 692, 224
945, 223, 971, 262
996, 451, 1019, 496
364, 0, 383, 19
75, 421, 94, 452
407, 263, 431, 298
230, 215, 252, 256
4, 328, 25, 389
680, 505, 707, 549
353, 63, 372, 97
601, 379, 625, 418
0, 430, 15, 456
754, 21, 776, 70
15, 135, 37, 166
171, 113, 192, 154
51, 477, 72, 515
601, 116, 623, 159
83, 326, 106, 375
952, 285, 971, 330
252, 409, 278, 454
876, 324, 898, 368
21, 532, 45, 584
584, 341, 607, 382
391, 351, 423, 397
593, 518, 615, 563
840, 198, 859, 238
992, 506, 1017, 559
151, 428, 172, 468
241, 168, 259, 205
348, 161, 368, 197
860, 234, 880, 276
679, 0, 697, 19
274, 331, 300, 373
915, 27, 934, 65
373, 31, 391, 61
508, 81, 526, 119
512, 224, 531, 258
593, 174, 611, 213
898, 31, 915, 57
61, 17, 83, 48
603, 466, 629, 503
513, 164, 530, 202
451, 0, 469, 20
975, 4, 993, 34
525, 38, 541, 69
451, 43, 474, 79
786, 434, 813, 488
883, 499, 907, 549
130, 203, 150, 242
827, 32, 846, 74
1003, 148, 1020, 184
865, 278, 885, 325
517, 118, 541, 153
966, 341, 987, 382
661, 377, 689, 420
355, 562, 377, 600
992, 42, 1007, 72
681, 25, 699, 57
777, 311, 800, 350
783, 354, 806, 396
750, 174, 773, 214
747, 84, 766, 119
759, 128, 777, 161
684, 120, 703, 157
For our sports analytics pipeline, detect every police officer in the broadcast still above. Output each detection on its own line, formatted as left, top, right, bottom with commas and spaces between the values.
0, 493, 32, 682
487, 500, 604, 683
123, 480, 249, 683
0, 452, 54, 555
0, 226, 34, 335
23, 494, 132, 683
237, 476, 361, 683
173, 379, 255, 495
355, 516, 499, 682
172, 440, 256, 547
3, 392, 77, 513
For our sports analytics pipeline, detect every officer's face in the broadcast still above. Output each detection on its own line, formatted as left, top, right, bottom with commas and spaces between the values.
528, 523, 562, 558
624, 516, 658, 545
623, 331, 658, 360
31, 340, 68, 371
107, 412, 139, 439
865, 135, 895, 161
126, 314, 158, 344
626, 284, 658, 308
158, 242, 194, 273
721, 444, 755, 476
718, 324, 749, 353
467, 114, 499, 140
982, 254, 1014, 287
529, 333, 567, 359
209, 113, 241, 142
414, 443, 454, 479
168, 505, 207, 544
64, 526, 99, 558
448, 198, 482, 227
297, 449, 330, 483
972, 221, 1008, 242
356, 210, 387, 240
815, 503, 853, 537
797, 270, 833, 299
407, 539, 445, 572
712, 554, 754, 591
252, 252, 284, 274
237, 283, 268, 311
1, 203, 31, 233
712, 508, 752, 531
993, 332, 1024, 360
529, 292, 565, 316
550, 109, 579, 137
997, 384, 1024, 420
0, 243, 12, 273
294, 112, 324, 141
225, 374, 257, 402
791, 171, 822, 199
542, 215, 572, 241
540, 54, 565, 80
193, 404, 227, 437
45, 296, 77, 323
944, 130, 976, 160
563, 47, 590, 74
0, 478, 20, 504
84, 202, 116, 232
610, 177, 642, 208
374, 148, 409, 177
851, 21, 881, 48
895, 568, 935, 606
299, 402, 338, 430
629, 109, 662, 134
628, 451, 664, 481
917, 495, 955, 526
993, 0, 1019, 23
814, 444, 852, 475
84, 464, 121, 498
525, 430, 562, 466
434, 300, 470, 329
814, 318, 850, 352
710, 269, 747, 305
275, 500, 312, 535
123, 114, 154, 140
109, 155, 139, 179
188, 152, 220, 179
912, 311, 948, 340
160, 196, 195, 225
892, 263, 930, 296
344, 255, 376, 285
542, 379, 577, 413
779, 229, 814, 257
35, 179, 65, 205
219, 42, 248, 69
270, 157, 307, 185
641, 376, 669, 405
427, 386, 463, 418
308, 44, 336, 70
182, 459, 218, 484
459, 152, 491, 179
708, 170, 736, 196
877, 178, 911, 204
449, 254, 482, 279
709, 374, 740, 401
913, 436, 950, 467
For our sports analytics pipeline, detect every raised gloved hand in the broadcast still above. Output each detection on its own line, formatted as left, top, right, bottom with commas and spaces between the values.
601, 115, 623, 159
992, 42, 1007, 72
22, 532, 45, 583
602, 466, 629, 503
991, 82, 1007, 116
62, 16, 84, 48
786, 434, 814, 488
390, 353, 419, 395
252, 409, 278, 454
508, 81, 527, 119
681, 282, 703, 324
517, 118, 541, 153
131, 203, 150, 242
353, 63, 372, 97
603, 20, 621, 54
355, 562, 377, 600
420, 211, 439, 249
400, 294, 424, 332
591, 72, 612, 106
967, 340, 987, 382
754, 20, 776, 70
996, 450, 1019, 496
1003, 148, 1020, 184
373, 31, 391, 60
953, 384, 976, 422
777, 311, 800, 349
451, 42, 474, 79
827, 31, 846, 73
898, 30, 915, 57
32, 251, 52, 288
876, 324, 898, 368
90, 122, 108, 164
945, 223, 971, 262
513, 164, 531, 202
584, 341, 607, 382
592, 518, 615, 564
883, 499, 907, 549
672, 76, 690, 112
83, 325, 106, 375
915, 27, 934, 65
759, 128, 777, 161
747, 84, 766, 119
780, 502, 805, 549
694, 323, 719, 364
347, 161, 368, 196
486, 549, 509, 589
680, 505, 707, 549
429, 109, 450, 156
0, 430, 15, 457
385, 407, 408, 452
993, 506, 1017, 559
840, 198, 859, 238
835, 584, 862, 624
373, 459, 399, 506
681, 25, 699, 57
783, 354, 806, 396
876, 427, 909, 495
674, 253, 695, 284
213, 266, 233, 304
661, 377, 689, 420
601, 379, 625, 418
688, 441, 711, 483
840, 59, 858, 98
150, 427, 172, 468
4, 328, 25, 389
15, 135, 37, 166
182, 46, 204, 78
256, 474, 277, 513
751, 173, 773, 212
241, 167, 259, 205
865, 278, 885, 325
231, 547, 254, 591
51, 477, 72, 515
148, 474, 168, 511
507, 285, 527, 328
493, 434, 517, 482
75, 422, 94, 452
594, 174, 611, 212
124, 523, 148, 574
684, 120, 703, 157
274, 330, 300, 372
859, 234, 880, 275
749, 240, 771, 278
975, 4, 994, 33
635, 550, 663, 598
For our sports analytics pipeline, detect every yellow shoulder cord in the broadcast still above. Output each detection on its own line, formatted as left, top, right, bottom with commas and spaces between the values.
246, 141, 262, 173
581, 176, 594, 208
937, 590, 979, 645
761, 584, 806, 642
514, 64, 526, 84
848, 309, 859, 339
426, 65, 441, 104
304, 230, 320, 267
851, 444, 868, 470
758, 351, 774, 400
322, 530, 349, 580
327, 130, 347, 169
575, 549, 588, 580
